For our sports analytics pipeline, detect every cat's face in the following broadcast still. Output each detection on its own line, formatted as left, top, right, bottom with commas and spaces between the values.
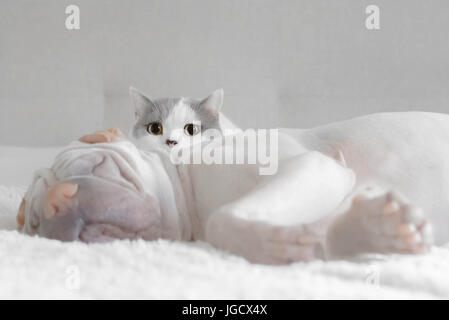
129, 87, 223, 151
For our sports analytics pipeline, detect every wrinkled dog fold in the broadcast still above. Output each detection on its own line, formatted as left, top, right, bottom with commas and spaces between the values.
19, 141, 162, 242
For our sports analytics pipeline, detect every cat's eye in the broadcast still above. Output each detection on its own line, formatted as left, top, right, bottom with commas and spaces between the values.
184, 123, 200, 136
147, 122, 163, 135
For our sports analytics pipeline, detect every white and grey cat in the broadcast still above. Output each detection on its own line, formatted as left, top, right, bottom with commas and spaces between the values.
129, 87, 236, 151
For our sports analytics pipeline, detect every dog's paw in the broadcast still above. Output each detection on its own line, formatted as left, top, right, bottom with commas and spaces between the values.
265, 224, 326, 263
206, 211, 326, 264
352, 192, 433, 253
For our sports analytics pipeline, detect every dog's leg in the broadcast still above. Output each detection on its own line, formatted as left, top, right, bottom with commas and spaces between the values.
326, 187, 434, 257
205, 151, 356, 264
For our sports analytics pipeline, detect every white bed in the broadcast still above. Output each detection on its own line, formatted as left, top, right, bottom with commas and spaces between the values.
1, 146, 448, 299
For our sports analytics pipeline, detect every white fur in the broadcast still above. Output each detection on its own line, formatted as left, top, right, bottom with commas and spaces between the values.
19, 111, 449, 264
144, 112, 449, 263
163, 99, 201, 146
129, 88, 231, 152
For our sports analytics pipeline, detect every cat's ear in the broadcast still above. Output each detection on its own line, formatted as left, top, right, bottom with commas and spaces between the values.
199, 89, 223, 119
129, 87, 156, 119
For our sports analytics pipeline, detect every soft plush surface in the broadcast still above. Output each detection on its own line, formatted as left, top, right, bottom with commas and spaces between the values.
1, 146, 449, 299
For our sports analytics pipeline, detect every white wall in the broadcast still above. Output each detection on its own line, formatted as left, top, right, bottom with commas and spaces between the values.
1, 0, 449, 146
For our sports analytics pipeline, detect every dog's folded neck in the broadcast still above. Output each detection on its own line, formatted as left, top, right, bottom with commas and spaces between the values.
175, 164, 204, 240
141, 148, 200, 241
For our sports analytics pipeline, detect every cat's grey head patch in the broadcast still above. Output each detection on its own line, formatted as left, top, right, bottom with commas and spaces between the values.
129, 87, 223, 131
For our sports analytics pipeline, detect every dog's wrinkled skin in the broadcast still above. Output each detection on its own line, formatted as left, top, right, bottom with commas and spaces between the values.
19, 131, 191, 243
19, 112, 449, 264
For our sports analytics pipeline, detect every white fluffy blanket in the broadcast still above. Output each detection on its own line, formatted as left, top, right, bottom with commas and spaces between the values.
1, 146, 449, 299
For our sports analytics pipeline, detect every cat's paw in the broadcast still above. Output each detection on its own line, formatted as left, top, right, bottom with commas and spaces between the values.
352, 192, 433, 253
79, 128, 125, 144
43, 183, 78, 219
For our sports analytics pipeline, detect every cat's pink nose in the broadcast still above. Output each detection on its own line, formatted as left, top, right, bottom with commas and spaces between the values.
166, 139, 178, 146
